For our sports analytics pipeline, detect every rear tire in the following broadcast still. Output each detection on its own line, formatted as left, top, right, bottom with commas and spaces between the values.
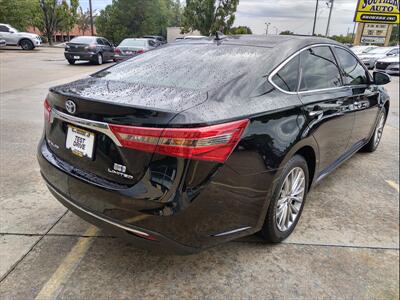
259, 155, 309, 243
67, 59, 75, 65
94, 53, 103, 65
20, 39, 34, 50
361, 107, 386, 152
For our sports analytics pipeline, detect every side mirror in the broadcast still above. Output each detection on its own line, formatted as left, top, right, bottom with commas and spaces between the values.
9, 30, 15, 34
387, 53, 395, 56
373, 71, 391, 85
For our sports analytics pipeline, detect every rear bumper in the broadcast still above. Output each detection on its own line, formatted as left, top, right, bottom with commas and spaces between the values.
44, 178, 198, 254
38, 133, 273, 253
64, 51, 96, 61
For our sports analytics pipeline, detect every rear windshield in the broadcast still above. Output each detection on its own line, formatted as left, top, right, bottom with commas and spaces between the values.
93, 44, 269, 90
119, 39, 147, 47
70, 36, 96, 44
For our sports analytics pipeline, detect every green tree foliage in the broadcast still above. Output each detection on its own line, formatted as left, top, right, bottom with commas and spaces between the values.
57, 0, 79, 40
0, 0, 40, 30
77, 6, 91, 35
389, 25, 399, 46
330, 34, 353, 44
230, 26, 252, 35
95, 0, 182, 44
182, 0, 239, 36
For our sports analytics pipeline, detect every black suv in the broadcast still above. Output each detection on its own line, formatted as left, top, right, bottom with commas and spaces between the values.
64, 36, 114, 65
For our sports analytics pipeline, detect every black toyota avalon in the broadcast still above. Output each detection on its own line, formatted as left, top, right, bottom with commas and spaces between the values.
38, 35, 390, 254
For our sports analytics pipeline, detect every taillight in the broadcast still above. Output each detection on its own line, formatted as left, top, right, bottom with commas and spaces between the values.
137, 49, 145, 54
115, 47, 121, 55
44, 99, 51, 122
109, 119, 249, 163
85, 44, 96, 50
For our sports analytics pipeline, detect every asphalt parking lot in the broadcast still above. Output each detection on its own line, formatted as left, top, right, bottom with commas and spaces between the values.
0, 47, 399, 299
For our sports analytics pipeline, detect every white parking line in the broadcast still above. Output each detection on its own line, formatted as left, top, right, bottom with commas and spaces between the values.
386, 180, 399, 193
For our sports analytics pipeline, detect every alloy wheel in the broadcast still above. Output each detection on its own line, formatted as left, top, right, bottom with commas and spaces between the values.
276, 167, 305, 232
373, 113, 385, 148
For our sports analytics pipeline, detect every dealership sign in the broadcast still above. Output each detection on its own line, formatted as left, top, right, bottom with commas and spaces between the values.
354, 0, 400, 24
361, 36, 386, 44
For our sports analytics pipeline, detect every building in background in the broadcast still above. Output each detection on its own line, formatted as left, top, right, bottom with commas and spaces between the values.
27, 25, 97, 43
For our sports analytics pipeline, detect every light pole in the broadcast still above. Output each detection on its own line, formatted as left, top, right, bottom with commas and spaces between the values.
325, 0, 334, 37
312, 0, 319, 35
265, 22, 271, 36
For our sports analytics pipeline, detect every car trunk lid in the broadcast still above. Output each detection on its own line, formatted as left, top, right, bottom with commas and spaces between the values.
44, 77, 208, 186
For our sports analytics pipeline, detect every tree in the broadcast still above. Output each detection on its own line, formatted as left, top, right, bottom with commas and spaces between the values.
77, 7, 91, 35
389, 25, 399, 46
182, 0, 239, 36
0, 0, 41, 31
57, 0, 79, 41
280, 30, 294, 36
96, 0, 182, 44
230, 26, 252, 35
39, 0, 61, 45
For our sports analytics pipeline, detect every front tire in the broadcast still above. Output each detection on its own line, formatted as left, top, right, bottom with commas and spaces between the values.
67, 59, 75, 65
20, 39, 34, 50
260, 155, 309, 243
361, 107, 386, 152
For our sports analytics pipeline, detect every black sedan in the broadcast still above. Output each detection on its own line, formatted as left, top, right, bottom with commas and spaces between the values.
64, 36, 114, 65
38, 35, 390, 254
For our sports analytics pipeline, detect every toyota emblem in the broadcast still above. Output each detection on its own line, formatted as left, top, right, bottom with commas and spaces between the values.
65, 100, 76, 114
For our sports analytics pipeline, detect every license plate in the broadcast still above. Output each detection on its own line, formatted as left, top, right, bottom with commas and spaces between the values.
66, 125, 95, 159
125, 51, 132, 54
73, 56, 80, 59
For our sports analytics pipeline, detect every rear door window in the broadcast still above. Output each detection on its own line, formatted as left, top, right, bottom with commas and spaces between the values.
334, 47, 369, 85
271, 55, 300, 92
299, 46, 342, 91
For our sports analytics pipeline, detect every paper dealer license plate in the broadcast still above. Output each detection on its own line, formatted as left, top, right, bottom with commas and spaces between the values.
66, 125, 95, 159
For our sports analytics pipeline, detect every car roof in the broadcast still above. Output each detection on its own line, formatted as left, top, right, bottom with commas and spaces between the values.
176, 34, 343, 48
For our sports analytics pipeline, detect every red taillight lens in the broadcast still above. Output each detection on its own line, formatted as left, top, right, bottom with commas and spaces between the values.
137, 49, 145, 54
109, 119, 249, 163
44, 99, 51, 122
115, 47, 121, 55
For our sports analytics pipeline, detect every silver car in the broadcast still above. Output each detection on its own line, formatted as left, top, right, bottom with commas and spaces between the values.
0, 23, 41, 50
358, 46, 399, 69
374, 55, 400, 75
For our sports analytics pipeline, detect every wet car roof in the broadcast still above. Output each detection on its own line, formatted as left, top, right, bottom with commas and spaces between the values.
173, 34, 343, 49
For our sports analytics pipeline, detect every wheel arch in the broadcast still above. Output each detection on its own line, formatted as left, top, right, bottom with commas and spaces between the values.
17, 37, 33, 46
278, 137, 319, 191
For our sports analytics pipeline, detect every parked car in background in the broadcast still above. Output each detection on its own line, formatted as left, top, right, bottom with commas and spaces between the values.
0, 39, 6, 47
175, 35, 208, 41
358, 46, 399, 69
0, 23, 41, 50
64, 36, 114, 65
375, 55, 400, 75
114, 38, 157, 61
350, 45, 377, 55
39, 35, 391, 254
142, 35, 166, 45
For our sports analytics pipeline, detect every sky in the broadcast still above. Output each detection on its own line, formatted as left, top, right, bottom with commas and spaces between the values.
79, 0, 359, 36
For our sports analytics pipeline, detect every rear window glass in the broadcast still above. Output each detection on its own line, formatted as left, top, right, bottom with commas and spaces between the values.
93, 44, 270, 90
272, 55, 299, 92
119, 39, 147, 47
70, 36, 96, 44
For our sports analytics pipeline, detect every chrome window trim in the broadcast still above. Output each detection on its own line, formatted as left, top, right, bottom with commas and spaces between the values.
268, 43, 370, 95
50, 108, 122, 146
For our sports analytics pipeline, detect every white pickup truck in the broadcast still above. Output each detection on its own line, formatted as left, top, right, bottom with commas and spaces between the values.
0, 23, 41, 50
